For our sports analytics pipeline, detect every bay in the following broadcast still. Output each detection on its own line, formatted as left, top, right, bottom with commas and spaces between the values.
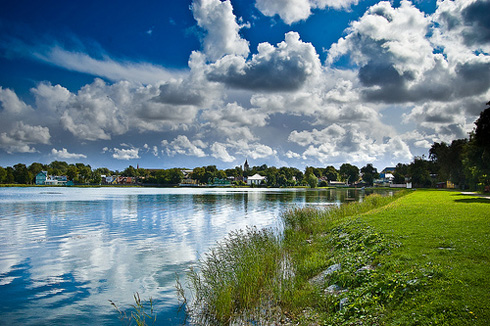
0, 187, 390, 325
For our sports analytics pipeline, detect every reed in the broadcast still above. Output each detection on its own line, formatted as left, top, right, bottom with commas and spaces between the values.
185, 227, 283, 325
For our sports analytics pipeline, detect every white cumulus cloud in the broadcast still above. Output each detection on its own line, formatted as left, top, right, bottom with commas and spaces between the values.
112, 147, 140, 160
51, 148, 87, 159
164, 135, 207, 157
211, 142, 236, 162
207, 31, 321, 92
255, 0, 359, 24
191, 0, 250, 61
0, 122, 51, 154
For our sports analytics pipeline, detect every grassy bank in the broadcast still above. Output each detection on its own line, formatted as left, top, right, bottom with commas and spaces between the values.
184, 190, 490, 325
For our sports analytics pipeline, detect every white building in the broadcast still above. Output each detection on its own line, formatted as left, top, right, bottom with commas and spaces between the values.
246, 174, 266, 185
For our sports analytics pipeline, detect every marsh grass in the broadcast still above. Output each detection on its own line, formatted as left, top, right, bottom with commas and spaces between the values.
185, 227, 283, 325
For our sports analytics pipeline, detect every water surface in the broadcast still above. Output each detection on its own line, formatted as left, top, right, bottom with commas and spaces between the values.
0, 187, 388, 325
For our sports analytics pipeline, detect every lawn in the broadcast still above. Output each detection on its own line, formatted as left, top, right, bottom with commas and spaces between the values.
359, 190, 490, 325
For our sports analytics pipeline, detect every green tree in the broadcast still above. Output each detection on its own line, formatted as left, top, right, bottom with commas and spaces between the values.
0, 167, 6, 183
66, 165, 79, 181
463, 103, 490, 190
167, 168, 184, 184
339, 163, 359, 185
122, 165, 137, 177
91, 170, 102, 184
5, 167, 14, 184
225, 166, 243, 178
360, 164, 379, 186
393, 172, 406, 184
192, 167, 206, 184
28, 162, 45, 177
409, 157, 433, 187
306, 173, 318, 188
137, 168, 148, 178
95, 167, 112, 176
216, 170, 227, 179
324, 166, 338, 181
474, 102, 490, 149
430, 139, 467, 187
49, 161, 69, 175
277, 174, 287, 187
13, 163, 32, 184
76, 164, 92, 184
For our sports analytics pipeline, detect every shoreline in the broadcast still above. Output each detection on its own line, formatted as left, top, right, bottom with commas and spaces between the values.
184, 189, 489, 325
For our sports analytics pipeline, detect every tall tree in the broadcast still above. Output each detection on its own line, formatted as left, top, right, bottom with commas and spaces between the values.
13, 163, 31, 184
360, 164, 379, 186
5, 167, 14, 184
66, 165, 79, 181
49, 161, 69, 175
0, 167, 6, 183
339, 163, 359, 184
324, 166, 338, 181
28, 162, 46, 177
306, 173, 318, 188
409, 157, 433, 187
464, 103, 490, 190
122, 165, 137, 177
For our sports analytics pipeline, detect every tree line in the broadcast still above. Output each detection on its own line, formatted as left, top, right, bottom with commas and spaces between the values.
1, 103, 488, 190
427, 102, 490, 191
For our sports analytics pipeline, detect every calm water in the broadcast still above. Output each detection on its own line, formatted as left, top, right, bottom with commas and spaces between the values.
0, 187, 388, 325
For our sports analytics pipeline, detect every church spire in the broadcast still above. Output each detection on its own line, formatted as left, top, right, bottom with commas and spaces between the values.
244, 159, 250, 172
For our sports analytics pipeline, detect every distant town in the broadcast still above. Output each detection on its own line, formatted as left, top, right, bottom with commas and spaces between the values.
0, 156, 473, 190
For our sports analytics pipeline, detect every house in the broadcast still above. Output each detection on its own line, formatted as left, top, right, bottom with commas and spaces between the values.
101, 175, 117, 184
328, 180, 348, 187
36, 171, 69, 185
181, 169, 193, 178
46, 175, 68, 185
116, 176, 135, 184
374, 167, 396, 187
35, 171, 48, 185
179, 169, 199, 186
246, 173, 266, 186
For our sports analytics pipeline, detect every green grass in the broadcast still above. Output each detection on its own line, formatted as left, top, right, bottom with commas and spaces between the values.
183, 190, 490, 325
359, 190, 490, 325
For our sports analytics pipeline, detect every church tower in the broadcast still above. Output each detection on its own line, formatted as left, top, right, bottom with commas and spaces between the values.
243, 159, 250, 172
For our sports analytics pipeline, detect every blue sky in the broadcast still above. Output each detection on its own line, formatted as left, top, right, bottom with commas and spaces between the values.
1, 0, 489, 171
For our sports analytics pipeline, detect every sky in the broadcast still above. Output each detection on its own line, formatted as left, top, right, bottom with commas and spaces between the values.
0, 0, 489, 171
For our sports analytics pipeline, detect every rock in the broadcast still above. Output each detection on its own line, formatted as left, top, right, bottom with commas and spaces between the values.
356, 265, 375, 273
339, 297, 349, 310
309, 263, 341, 287
325, 284, 341, 294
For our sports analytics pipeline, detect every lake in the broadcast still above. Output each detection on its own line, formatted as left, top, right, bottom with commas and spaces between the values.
0, 187, 390, 325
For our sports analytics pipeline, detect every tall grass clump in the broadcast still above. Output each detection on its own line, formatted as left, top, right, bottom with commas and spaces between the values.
185, 227, 283, 325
